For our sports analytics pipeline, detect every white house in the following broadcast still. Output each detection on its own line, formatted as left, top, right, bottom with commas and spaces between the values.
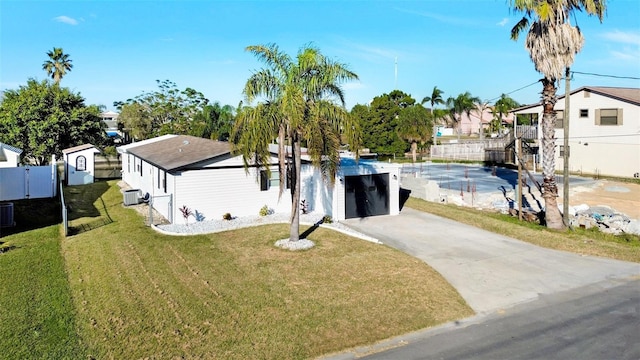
117, 135, 400, 224
62, 144, 101, 185
513, 86, 640, 179
0, 142, 22, 168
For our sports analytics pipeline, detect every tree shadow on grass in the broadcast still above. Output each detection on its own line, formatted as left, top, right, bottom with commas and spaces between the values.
64, 181, 114, 236
0, 197, 62, 238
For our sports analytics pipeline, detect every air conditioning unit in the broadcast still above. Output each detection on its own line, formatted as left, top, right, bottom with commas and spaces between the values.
0, 203, 15, 228
123, 189, 141, 206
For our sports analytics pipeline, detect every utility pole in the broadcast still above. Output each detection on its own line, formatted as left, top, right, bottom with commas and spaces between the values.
563, 67, 570, 226
394, 57, 398, 90
517, 136, 523, 221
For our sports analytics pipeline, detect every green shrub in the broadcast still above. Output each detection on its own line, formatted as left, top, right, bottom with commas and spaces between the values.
322, 215, 333, 224
222, 213, 232, 221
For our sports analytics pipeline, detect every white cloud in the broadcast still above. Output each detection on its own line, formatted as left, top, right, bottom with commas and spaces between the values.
343, 81, 365, 90
601, 30, 640, 46
53, 15, 78, 25
395, 7, 481, 27
334, 39, 398, 64
600, 30, 640, 64
497, 18, 509, 27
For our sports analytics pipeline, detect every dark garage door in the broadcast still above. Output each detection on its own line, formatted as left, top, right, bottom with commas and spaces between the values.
344, 174, 389, 219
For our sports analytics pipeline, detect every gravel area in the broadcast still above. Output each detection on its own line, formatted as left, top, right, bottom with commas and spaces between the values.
154, 212, 381, 244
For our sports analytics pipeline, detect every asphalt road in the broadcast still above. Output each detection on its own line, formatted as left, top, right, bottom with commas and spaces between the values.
326, 207, 640, 360
357, 279, 640, 360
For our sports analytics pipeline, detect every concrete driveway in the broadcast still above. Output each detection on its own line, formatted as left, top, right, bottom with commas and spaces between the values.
342, 208, 640, 314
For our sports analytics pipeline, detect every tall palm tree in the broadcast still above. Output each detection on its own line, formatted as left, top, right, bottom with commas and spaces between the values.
447, 92, 480, 140
397, 104, 431, 162
421, 86, 445, 115
232, 43, 359, 243
510, 0, 606, 229
42, 47, 73, 84
422, 86, 445, 145
492, 94, 520, 134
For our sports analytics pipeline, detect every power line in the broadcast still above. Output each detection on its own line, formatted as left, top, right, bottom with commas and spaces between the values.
571, 71, 640, 81
487, 80, 540, 102
564, 133, 639, 140
485, 70, 639, 105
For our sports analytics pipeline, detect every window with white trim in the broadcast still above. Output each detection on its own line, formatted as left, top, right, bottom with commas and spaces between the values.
76, 155, 86, 171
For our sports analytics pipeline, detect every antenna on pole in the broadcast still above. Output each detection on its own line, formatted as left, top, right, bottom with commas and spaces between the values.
394, 56, 398, 89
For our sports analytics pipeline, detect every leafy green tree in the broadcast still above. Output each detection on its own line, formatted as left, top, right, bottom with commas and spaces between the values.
353, 90, 414, 157
232, 43, 359, 243
510, 0, 606, 229
191, 102, 235, 141
397, 104, 431, 162
0, 79, 105, 165
115, 80, 208, 140
42, 47, 73, 84
446, 92, 480, 140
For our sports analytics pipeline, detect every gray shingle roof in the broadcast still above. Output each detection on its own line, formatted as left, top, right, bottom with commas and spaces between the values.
127, 135, 231, 171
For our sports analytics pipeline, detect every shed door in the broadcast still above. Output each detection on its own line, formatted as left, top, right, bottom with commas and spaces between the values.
344, 174, 389, 219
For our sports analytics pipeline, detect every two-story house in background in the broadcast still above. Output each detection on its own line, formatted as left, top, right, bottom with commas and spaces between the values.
513, 86, 640, 179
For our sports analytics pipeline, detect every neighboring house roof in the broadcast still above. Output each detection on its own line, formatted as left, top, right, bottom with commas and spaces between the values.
62, 144, 99, 155
100, 111, 120, 118
102, 119, 118, 130
512, 86, 640, 112
0, 142, 22, 156
127, 135, 232, 172
117, 134, 178, 154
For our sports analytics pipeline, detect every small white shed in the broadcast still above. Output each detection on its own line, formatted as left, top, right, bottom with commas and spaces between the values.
0, 142, 22, 168
63, 144, 100, 185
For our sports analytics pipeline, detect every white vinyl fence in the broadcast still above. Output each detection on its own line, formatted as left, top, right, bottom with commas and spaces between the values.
0, 160, 58, 201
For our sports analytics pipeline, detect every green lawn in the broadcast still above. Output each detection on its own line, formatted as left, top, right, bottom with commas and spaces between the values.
5, 180, 636, 359
1, 181, 473, 359
0, 225, 86, 360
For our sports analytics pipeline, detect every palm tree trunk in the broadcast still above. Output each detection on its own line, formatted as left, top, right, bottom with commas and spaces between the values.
411, 141, 417, 163
289, 130, 302, 241
540, 78, 564, 229
277, 124, 286, 198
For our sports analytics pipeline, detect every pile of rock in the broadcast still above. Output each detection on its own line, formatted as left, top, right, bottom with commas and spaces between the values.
400, 176, 640, 236
570, 204, 639, 235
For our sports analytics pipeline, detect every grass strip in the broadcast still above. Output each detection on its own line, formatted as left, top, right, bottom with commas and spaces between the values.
0, 225, 86, 359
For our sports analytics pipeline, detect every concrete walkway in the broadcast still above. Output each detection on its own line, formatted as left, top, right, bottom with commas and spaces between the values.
342, 208, 640, 314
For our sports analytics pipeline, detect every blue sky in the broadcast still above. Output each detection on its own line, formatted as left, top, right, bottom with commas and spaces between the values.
2, 0, 639, 112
